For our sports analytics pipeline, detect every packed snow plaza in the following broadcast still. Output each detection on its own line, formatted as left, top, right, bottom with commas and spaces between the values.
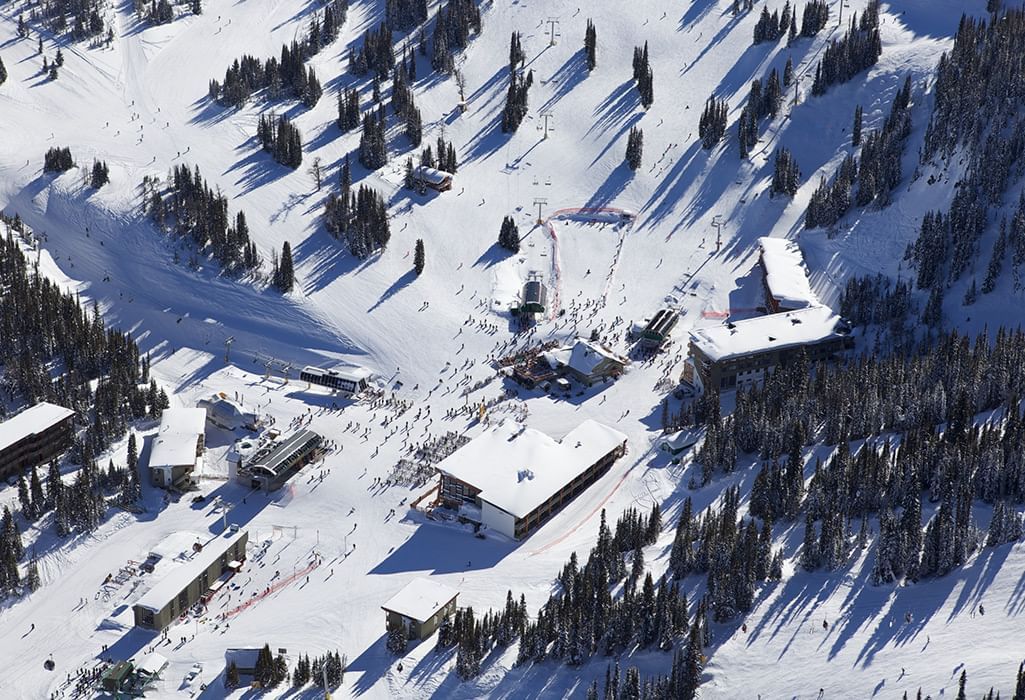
437, 420, 628, 539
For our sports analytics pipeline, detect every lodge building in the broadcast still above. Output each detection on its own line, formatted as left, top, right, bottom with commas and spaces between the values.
133, 529, 248, 631
688, 306, 853, 391
436, 419, 627, 540
0, 402, 75, 481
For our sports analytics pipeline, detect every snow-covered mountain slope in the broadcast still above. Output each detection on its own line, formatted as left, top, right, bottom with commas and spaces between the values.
2, 0, 1024, 697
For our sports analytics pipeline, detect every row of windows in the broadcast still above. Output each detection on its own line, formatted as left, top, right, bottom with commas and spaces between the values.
300, 371, 366, 393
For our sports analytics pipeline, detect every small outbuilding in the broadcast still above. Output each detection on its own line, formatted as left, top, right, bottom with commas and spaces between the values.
659, 430, 701, 459
543, 338, 628, 386
149, 408, 206, 489
381, 578, 459, 641
100, 661, 134, 693
135, 652, 169, 681
640, 309, 680, 349
197, 393, 259, 431
233, 429, 323, 491
413, 166, 453, 192
521, 273, 548, 315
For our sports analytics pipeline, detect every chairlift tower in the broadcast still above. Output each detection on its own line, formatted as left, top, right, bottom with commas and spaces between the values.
533, 197, 548, 225
538, 110, 555, 139
224, 336, 235, 364
546, 17, 561, 46
711, 214, 725, 252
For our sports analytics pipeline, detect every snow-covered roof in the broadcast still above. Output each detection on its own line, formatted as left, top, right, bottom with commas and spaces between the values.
149, 408, 206, 469
436, 419, 627, 519
758, 237, 818, 309
135, 652, 168, 676
690, 306, 846, 363
248, 429, 321, 477
301, 365, 372, 382
544, 338, 627, 377
0, 402, 74, 453
147, 531, 207, 562
661, 429, 701, 451
413, 166, 452, 185
381, 578, 459, 622
134, 529, 247, 613
196, 394, 257, 428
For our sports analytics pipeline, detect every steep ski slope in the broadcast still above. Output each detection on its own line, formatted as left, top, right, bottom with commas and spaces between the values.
2, 0, 1025, 698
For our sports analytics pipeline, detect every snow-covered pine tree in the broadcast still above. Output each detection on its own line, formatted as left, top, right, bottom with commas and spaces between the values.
626, 127, 643, 170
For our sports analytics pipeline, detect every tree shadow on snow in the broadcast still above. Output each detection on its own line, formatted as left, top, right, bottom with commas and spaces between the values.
679, 0, 726, 30
473, 242, 513, 269
586, 80, 640, 139
539, 51, 587, 114
367, 269, 418, 313
225, 147, 295, 196
188, 96, 236, 128
465, 65, 510, 116
584, 162, 634, 210
291, 227, 374, 294
682, 14, 746, 77
462, 119, 509, 166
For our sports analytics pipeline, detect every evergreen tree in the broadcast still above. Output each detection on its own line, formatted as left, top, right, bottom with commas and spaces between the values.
25, 558, 41, 592
509, 31, 525, 71
90, 160, 110, 189
274, 241, 295, 292
585, 19, 597, 71
358, 111, 388, 169
413, 238, 425, 275
800, 511, 819, 571
499, 215, 520, 253
698, 95, 728, 149
770, 147, 800, 197
626, 127, 643, 171
43, 147, 75, 172
852, 104, 863, 146
501, 69, 531, 133
387, 624, 408, 654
